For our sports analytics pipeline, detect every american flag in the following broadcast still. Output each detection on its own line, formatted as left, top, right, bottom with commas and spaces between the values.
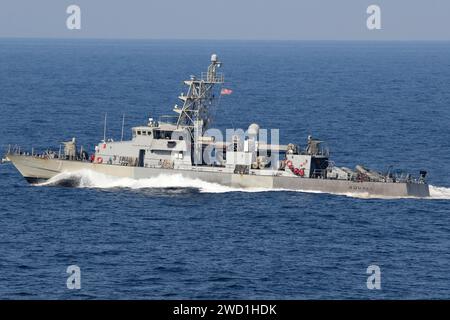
220, 88, 233, 95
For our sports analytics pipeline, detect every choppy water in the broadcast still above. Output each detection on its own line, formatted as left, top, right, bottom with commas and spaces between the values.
0, 39, 449, 299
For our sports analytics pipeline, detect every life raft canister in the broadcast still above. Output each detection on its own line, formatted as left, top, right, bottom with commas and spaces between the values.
96, 157, 103, 164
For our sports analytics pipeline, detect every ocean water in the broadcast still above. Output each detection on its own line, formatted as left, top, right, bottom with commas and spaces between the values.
0, 39, 449, 299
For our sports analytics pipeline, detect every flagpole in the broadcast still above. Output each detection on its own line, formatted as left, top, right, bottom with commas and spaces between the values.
121, 113, 125, 141
103, 112, 107, 142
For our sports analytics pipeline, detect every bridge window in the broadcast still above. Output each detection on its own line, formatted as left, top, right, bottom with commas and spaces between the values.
154, 130, 173, 140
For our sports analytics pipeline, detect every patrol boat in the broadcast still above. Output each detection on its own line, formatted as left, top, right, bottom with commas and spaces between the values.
4, 54, 430, 197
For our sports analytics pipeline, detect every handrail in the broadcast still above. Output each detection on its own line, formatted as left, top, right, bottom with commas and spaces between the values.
200, 72, 224, 83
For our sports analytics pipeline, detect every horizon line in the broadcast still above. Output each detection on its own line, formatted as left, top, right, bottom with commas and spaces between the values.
1, 36, 450, 42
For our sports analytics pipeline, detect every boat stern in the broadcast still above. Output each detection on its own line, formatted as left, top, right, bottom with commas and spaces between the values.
406, 182, 430, 198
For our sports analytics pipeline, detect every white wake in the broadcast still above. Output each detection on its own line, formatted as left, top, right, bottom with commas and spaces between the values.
429, 185, 450, 200
37, 170, 450, 199
37, 170, 270, 193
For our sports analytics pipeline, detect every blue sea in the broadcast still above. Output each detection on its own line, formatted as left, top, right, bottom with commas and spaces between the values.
0, 39, 449, 299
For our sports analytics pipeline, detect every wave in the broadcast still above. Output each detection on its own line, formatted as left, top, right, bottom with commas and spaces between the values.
429, 185, 450, 200
37, 170, 450, 199
37, 170, 269, 193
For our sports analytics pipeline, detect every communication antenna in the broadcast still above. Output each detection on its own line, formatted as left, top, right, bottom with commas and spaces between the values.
121, 113, 125, 141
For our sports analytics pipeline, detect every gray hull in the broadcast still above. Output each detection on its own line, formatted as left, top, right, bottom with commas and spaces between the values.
7, 155, 430, 198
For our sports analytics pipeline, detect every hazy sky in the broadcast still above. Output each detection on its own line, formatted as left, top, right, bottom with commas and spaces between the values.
0, 0, 449, 40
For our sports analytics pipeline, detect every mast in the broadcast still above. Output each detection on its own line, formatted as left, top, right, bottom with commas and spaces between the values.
175, 54, 224, 134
